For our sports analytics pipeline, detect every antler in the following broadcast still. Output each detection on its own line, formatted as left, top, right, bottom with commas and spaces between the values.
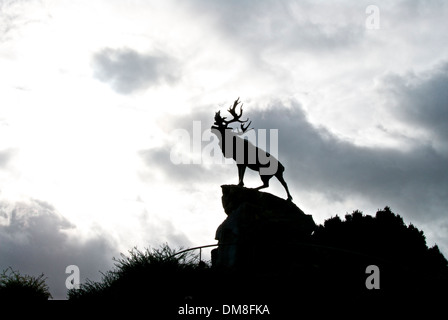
223, 98, 249, 126
240, 120, 252, 133
213, 98, 252, 133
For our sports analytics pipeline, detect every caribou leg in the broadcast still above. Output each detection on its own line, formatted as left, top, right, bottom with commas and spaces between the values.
255, 174, 272, 191
237, 164, 246, 187
275, 171, 293, 201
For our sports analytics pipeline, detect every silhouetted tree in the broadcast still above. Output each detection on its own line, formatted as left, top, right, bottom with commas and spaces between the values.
313, 206, 448, 276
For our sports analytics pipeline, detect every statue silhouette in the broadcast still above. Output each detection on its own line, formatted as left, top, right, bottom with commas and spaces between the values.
211, 98, 293, 201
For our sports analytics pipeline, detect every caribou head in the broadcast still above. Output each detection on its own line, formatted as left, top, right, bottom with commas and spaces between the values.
211, 97, 251, 133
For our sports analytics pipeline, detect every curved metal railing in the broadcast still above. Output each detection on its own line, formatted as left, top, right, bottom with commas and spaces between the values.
170, 241, 392, 266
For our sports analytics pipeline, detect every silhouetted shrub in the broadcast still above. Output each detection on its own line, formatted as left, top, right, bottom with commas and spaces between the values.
0, 267, 52, 301
68, 243, 204, 301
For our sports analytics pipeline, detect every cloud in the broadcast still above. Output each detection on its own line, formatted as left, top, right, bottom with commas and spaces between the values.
0, 0, 26, 43
0, 0, 49, 43
139, 145, 231, 189
92, 47, 179, 94
0, 198, 117, 299
0, 148, 15, 168
140, 147, 210, 183
139, 105, 233, 187
144, 96, 448, 218
140, 92, 448, 253
230, 98, 448, 224
381, 61, 448, 150
136, 208, 192, 249
184, 0, 364, 54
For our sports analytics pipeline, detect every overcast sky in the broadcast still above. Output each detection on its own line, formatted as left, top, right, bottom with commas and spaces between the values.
1, 0, 447, 299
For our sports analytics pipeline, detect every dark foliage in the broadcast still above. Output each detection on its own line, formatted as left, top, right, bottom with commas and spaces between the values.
0, 267, 52, 301
67, 243, 207, 303
310, 206, 448, 303
313, 206, 448, 273
68, 207, 448, 311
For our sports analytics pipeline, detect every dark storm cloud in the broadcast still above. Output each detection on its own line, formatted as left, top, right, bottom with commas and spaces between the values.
0, 199, 117, 299
141, 94, 447, 226
139, 145, 230, 187
0, 196, 197, 299
140, 147, 208, 183
382, 61, 448, 143
249, 101, 448, 222
92, 47, 179, 94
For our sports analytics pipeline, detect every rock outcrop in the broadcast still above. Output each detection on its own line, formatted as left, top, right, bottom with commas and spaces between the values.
212, 185, 316, 269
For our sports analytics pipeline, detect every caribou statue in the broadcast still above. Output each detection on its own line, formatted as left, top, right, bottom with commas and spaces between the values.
211, 98, 293, 201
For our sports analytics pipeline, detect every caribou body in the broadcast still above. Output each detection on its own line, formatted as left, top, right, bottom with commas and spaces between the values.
211, 98, 292, 201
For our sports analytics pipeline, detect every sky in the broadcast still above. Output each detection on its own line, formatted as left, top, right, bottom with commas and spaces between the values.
1, 0, 447, 299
